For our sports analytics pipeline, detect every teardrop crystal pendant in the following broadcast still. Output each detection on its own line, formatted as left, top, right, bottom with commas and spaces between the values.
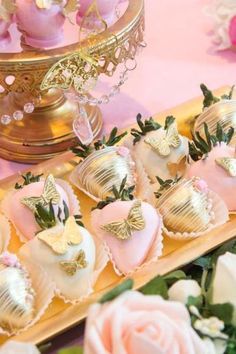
73, 106, 94, 145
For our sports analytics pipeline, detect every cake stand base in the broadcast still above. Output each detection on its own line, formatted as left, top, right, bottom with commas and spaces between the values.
0, 89, 102, 164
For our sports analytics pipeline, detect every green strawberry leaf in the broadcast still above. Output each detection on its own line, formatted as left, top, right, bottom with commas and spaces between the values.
99, 279, 134, 304
187, 295, 203, 308
139, 276, 168, 299
208, 303, 234, 325
15, 172, 43, 189
131, 113, 161, 144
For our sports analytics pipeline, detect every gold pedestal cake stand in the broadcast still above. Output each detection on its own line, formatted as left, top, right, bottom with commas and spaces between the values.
0, 0, 144, 163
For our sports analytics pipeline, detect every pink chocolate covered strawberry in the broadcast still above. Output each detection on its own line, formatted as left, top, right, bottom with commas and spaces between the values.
186, 123, 236, 212
1, 173, 79, 241
91, 177, 163, 275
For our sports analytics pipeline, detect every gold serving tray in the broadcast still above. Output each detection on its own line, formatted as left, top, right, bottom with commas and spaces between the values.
1, 86, 236, 345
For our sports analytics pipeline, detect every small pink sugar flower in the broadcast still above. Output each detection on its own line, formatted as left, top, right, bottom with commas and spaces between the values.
0, 251, 20, 268
193, 178, 208, 193
117, 146, 130, 157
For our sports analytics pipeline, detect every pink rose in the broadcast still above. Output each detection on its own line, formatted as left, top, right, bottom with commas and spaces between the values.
84, 291, 207, 354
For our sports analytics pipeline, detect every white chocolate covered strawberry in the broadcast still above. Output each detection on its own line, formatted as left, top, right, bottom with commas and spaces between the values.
19, 216, 107, 302
130, 115, 189, 183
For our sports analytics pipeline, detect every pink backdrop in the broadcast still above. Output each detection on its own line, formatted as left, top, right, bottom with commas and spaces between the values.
0, 1, 235, 352
0, 0, 235, 181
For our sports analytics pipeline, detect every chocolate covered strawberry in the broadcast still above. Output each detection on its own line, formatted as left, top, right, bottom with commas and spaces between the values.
130, 114, 189, 183
91, 177, 163, 275
187, 123, 236, 211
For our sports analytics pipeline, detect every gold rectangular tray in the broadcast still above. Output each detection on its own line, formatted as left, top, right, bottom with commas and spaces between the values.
1, 87, 236, 345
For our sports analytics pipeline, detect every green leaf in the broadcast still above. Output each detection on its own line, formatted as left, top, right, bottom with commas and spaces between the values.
210, 240, 236, 267
139, 276, 168, 299
36, 204, 51, 223
94, 176, 134, 210
71, 144, 93, 159
131, 113, 161, 144
195, 131, 210, 152
164, 115, 175, 130
63, 200, 69, 222
204, 123, 212, 149
58, 347, 83, 354
155, 175, 181, 199
34, 202, 57, 230
119, 176, 127, 194
188, 142, 201, 161
193, 256, 212, 270
228, 85, 235, 99
190, 123, 234, 160
57, 207, 62, 222
200, 83, 220, 109
99, 279, 133, 304
74, 214, 84, 227
227, 127, 235, 145
221, 85, 235, 100
14, 172, 43, 189
187, 295, 203, 308
72, 126, 127, 159
164, 270, 187, 286
105, 128, 127, 146
164, 270, 187, 281
208, 303, 234, 325
137, 113, 144, 130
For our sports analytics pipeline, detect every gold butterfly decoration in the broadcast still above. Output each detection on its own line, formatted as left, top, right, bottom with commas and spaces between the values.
40, 50, 98, 94
37, 216, 82, 254
60, 249, 88, 276
21, 174, 60, 212
215, 157, 236, 177
145, 123, 181, 157
167, 156, 187, 177
101, 200, 145, 240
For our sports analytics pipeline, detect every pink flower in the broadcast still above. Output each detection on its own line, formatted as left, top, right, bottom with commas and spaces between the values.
84, 291, 207, 354
117, 146, 130, 157
193, 178, 208, 193
0, 252, 20, 268
229, 15, 236, 46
